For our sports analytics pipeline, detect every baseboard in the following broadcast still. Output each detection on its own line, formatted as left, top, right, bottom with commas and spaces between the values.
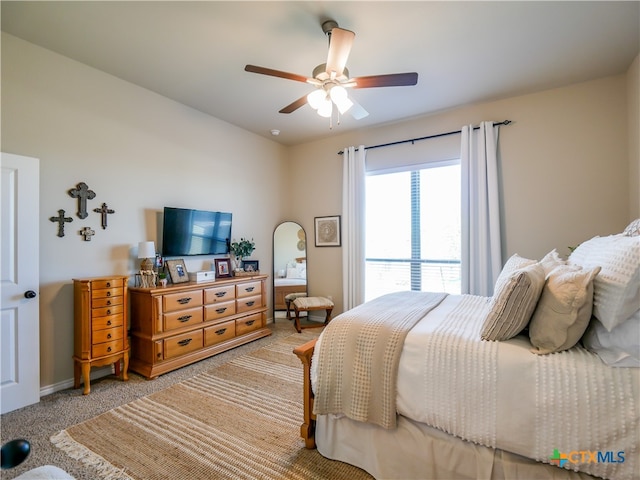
39, 366, 113, 397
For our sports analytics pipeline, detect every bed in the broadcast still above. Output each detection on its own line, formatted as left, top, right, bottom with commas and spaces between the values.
274, 259, 307, 310
294, 224, 640, 480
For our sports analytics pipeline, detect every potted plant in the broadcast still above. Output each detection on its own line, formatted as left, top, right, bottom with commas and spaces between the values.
158, 272, 168, 287
229, 238, 255, 271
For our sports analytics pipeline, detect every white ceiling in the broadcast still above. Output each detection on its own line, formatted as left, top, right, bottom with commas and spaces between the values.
2, 1, 639, 146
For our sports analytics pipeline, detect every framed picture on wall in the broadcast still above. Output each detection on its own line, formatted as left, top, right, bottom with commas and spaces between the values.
166, 259, 189, 284
242, 260, 259, 272
215, 258, 232, 278
315, 215, 341, 247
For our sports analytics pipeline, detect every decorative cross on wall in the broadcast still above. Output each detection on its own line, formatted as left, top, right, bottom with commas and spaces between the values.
80, 226, 96, 241
68, 182, 96, 219
93, 203, 115, 229
49, 209, 73, 237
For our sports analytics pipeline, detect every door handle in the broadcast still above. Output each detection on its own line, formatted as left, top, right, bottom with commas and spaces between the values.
24, 290, 37, 299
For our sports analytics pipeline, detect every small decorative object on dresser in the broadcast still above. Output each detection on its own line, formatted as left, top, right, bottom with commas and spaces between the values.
166, 258, 189, 284
73, 276, 129, 395
214, 258, 232, 278
128, 274, 270, 378
229, 237, 256, 272
241, 260, 259, 272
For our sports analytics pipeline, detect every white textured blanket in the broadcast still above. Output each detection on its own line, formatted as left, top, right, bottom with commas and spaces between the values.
313, 291, 447, 429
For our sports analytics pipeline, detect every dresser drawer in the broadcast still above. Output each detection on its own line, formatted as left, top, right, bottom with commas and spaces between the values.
164, 330, 204, 359
163, 306, 203, 331
204, 285, 236, 304
92, 286, 124, 300
92, 303, 124, 318
163, 290, 203, 313
92, 338, 124, 358
92, 313, 124, 330
204, 320, 236, 346
204, 300, 236, 321
236, 313, 262, 336
92, 295, 123, 308
236, 281, 261, 298
236, 294, 262, 314
92, 327, 123, 344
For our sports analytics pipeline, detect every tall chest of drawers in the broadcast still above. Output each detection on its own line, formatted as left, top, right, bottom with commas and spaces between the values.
129, 274, 270, 379
73, 275, 130, 394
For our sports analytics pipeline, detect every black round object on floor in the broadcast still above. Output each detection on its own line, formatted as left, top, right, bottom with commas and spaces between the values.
1, 439, 31, 469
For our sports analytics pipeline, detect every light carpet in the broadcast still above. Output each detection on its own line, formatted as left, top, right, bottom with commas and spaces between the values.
51, 332, 372, 480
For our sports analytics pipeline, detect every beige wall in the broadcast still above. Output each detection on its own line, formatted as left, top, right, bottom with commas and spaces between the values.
290, 73, 633, 316
628, 55, 640, 219
2, 33, 288, 391
3, 32, 637, 393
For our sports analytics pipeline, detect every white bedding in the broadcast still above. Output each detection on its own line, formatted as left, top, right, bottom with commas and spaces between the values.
312, 293, 640, 480
273, 278, 306, 286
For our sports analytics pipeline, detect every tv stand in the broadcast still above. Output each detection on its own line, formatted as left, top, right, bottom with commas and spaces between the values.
129, 274, 269, 379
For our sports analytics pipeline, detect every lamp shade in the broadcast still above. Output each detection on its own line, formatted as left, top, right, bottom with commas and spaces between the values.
138, 241, 156, 259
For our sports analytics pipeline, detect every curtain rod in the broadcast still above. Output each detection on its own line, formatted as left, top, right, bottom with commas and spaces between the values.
337, 120, 512, 155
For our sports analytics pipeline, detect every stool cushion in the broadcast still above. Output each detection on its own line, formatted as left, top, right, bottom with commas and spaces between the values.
285, 292, 307, 301
294, 296, 334, 309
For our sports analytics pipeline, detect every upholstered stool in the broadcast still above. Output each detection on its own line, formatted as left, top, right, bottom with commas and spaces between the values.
285, 292, 307, 320
293, 296, 334, 333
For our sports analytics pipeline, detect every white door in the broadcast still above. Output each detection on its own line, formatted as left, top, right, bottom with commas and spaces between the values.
1, 152, 40, 414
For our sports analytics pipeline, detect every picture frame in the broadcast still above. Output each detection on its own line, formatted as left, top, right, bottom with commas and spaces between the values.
315, 215, 341, 247
166, 259, 189, 284
241, 260, 259, 273
214, 258, 232, 278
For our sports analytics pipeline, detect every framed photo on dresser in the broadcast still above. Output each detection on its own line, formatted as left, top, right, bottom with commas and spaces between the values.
215, 258, 232, 278
166, 259, 189, 284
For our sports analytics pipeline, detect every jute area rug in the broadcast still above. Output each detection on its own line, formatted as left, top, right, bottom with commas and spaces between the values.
51, 332, 372, 480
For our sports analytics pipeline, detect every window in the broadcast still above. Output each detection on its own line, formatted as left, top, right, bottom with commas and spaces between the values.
365, 161, 461, 301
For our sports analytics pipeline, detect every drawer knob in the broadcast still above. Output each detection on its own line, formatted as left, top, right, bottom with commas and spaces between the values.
215, 328, 227, 335
178, 315, 192, 322
215, 307, 227, 314
246, 320, 255, 326
107, 346, 112, 353
106, 282, 111, 287
106, 291, 111, 297
107, 320, 112, 326
106, 300, 111, 305
245, 287, 255, 292
107, 333, 112, 339
177, 338, 192, 347
106, 309, 111, 315
246, 301, 255, 307
215, 292, 226, 298
177, 297, 192, 305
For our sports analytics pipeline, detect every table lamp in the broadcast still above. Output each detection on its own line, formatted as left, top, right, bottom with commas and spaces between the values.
138, 241, 156, 271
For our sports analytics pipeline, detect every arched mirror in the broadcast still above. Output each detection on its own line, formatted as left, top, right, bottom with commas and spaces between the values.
273, 222, 307, 319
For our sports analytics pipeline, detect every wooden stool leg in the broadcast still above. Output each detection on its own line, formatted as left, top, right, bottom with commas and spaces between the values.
294, 306, 302, 333
324, 307, 333, 325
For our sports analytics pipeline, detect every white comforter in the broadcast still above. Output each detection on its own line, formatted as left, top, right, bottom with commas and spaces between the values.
313, 294, 640, 480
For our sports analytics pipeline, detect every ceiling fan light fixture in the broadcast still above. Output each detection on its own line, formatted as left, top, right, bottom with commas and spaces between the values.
317, 98, 333, 118
307, 89, 326, 110
329, 85, 353, 114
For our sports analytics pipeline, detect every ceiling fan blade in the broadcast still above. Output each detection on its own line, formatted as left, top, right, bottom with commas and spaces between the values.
279, 95, 308, 114
352, 72, 418, 88
325, 28, 355, 78
349, 97, 369, 120
244, 65, 310, 84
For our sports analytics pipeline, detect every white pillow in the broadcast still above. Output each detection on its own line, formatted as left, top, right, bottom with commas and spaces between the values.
539, 249, 566, 277
622, 218, 640, 237
582, 310, 640, 367
492, 254, 537, 295
481, 262, 545, 341
568, 234, 640, 331
529, 264, 601, 355
286, 267, 299, 279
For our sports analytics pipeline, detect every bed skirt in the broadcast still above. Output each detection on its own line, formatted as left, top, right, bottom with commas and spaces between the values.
316, 414, 598, 480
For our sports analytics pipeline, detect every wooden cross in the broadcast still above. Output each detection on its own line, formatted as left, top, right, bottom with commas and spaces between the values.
93, 203, 115, 229
68, 182, 96, 219
49, 209, 73, 237
80, 226, 96, 241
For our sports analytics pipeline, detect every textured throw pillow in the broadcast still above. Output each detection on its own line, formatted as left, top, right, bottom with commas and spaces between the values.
539, 249, 566, 277
529, 264, 601, 355
568, 234, 640, 331
622, 218, 640, 237
492, 254, 537, 295
481, 262, 545, 341
582, 310, 640, 367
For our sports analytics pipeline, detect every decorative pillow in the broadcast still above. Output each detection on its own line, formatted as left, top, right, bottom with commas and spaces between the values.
492, 254, 537, 296
622, 218, 640, 236
481, 262, 545, 341
286, 267, 299, 279
568, 234, 640, 331
582, 310, 640, 367
539, 249, 566, 277
529, 264, 601, 355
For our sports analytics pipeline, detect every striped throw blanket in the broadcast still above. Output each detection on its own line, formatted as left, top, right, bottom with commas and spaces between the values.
313, 291, 447, 429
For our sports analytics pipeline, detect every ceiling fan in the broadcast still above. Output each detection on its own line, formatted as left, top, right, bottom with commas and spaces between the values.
245, 20, 418, 121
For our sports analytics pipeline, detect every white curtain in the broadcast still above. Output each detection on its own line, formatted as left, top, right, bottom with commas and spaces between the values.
461, 122, 502, 296
342, 145, 366, 310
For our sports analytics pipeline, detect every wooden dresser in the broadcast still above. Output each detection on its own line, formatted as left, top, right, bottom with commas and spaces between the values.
73, 275, 130, 395
129, 274, 270, 379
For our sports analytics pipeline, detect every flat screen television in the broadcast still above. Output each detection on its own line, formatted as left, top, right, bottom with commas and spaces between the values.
161, 207, 232, 257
